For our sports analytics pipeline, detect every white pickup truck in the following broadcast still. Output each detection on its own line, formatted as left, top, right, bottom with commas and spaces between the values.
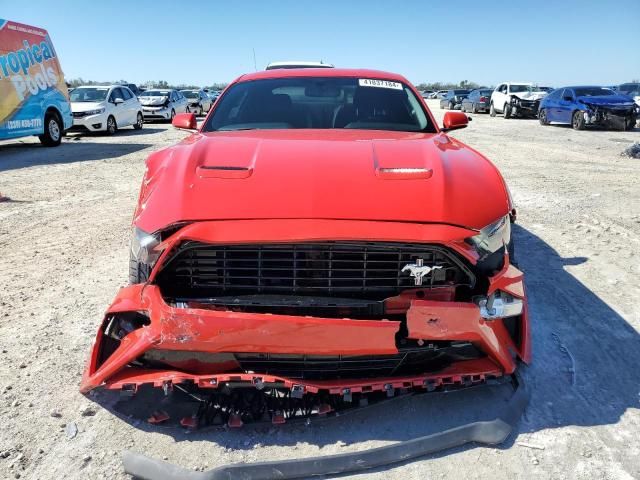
490, 82, 548, 119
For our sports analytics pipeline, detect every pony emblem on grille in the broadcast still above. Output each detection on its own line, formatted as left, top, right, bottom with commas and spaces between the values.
401, 258, 442, 286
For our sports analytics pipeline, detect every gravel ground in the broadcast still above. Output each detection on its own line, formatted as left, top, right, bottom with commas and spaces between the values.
0, 100, 639, 479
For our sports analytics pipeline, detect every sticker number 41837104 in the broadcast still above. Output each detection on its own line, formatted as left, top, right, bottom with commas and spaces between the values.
358, 79, 403, 90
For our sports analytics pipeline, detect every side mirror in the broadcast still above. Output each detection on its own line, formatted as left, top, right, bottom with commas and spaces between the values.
442, 111, 469, 131
172, 112, 197, 130
113, 98, 124, 105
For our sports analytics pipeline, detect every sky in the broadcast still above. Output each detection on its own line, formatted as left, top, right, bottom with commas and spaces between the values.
2, 0, 639, 87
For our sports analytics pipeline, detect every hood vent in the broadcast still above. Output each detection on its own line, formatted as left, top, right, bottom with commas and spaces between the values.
376, 167, 433, 180
196, 165, 253, 179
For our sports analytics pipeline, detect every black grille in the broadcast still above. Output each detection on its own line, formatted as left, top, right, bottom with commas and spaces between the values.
156, 241, 474, 300
234, 342, 482, 379
72, 111, 88, 118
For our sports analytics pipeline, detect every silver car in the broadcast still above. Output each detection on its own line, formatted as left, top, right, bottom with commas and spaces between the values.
139, 89, 189, 121
180, 89, 213, 116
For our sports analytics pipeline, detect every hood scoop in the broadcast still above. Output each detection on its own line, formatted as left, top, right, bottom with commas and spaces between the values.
195, 138, 259, 179
372, 141, 433, 180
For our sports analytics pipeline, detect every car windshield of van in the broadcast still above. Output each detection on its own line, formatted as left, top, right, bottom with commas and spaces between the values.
574, 87, 615, 97
182, 91, 199, 98
70, 87, 109, 102
203, 77, 434, 133
142, 90, 169, 97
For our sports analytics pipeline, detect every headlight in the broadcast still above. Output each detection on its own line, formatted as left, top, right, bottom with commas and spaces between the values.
511, 97, 520, 105
468, 214, 511, 259
130, 227, 161, 267
85, 108, 105, 115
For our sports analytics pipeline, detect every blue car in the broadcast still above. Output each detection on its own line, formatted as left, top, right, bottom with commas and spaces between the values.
538, 86, 638, 131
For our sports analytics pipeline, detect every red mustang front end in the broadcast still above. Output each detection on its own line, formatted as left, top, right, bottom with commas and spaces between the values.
83, 68, 530, 476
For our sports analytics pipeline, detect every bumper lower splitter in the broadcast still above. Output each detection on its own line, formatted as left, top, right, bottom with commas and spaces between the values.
122, 374, 528, 480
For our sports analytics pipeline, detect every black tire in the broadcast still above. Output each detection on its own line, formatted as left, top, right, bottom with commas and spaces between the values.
186, 106, 191, 114
448, 102, 455, 110
38, 111, 63, 147
472, 103, 478, 114
572, 110, 585, 130
539, 108, 549, 125
106, 115, 117, 135
503, 103, 511, 119
168, 109, 176, 123
624, 116, 636, 131
133, 112, 143, 130
490, 102, 496, 117
129, 257, 151, 284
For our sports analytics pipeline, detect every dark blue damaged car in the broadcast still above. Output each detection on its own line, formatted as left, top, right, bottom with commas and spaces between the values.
538, 86, 638, 131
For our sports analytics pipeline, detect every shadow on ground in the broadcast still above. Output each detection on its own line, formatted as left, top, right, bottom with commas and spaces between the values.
0, 140, 153, 172
88, 224, 640, 467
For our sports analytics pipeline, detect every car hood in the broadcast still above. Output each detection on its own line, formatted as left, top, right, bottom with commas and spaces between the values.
578, 95, 636, 107
71, 101, 104, 112
512, 91, 547, 101
134, 130, 510, 234
139, 96, 168, 106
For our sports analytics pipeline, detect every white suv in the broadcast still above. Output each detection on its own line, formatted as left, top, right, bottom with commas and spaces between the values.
70, 85, 143, 134
139, 89, 189, 121
490, 82, 548, 118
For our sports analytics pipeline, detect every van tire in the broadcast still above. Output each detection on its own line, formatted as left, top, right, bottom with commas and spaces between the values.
39, 111, 63, 147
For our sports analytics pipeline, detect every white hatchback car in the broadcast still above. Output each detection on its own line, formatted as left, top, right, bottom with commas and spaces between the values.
139, 89, 189, 121
70, 85, 144, 134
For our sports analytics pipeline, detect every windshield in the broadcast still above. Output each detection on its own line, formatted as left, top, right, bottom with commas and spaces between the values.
141, 90, 169, 97
619, 84, 640, 94
182, 91, 199, 98
203, 77, 434, 133
574, 87, 615, 97
510, 84, 534, 93
70, 87, 109, 102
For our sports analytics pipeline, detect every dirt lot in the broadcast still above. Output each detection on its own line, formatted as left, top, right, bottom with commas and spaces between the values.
1, 100, 639, 480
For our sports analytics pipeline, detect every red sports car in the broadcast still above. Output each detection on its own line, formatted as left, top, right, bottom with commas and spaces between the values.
82, 68, 530, 478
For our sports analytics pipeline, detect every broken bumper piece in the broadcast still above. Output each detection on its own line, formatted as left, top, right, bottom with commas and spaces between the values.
121, 374, 528, 480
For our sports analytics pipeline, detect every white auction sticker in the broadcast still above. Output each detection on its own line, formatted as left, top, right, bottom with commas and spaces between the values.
358, 79, 403, 90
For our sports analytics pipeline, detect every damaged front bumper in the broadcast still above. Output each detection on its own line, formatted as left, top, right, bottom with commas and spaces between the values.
121, 373, 528, 480
510, 98, 540, 117
82, 261, 529, 418
582, 105, 638, 130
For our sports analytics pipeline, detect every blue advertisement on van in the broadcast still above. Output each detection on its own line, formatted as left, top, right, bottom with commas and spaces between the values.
0, 19, 72, 146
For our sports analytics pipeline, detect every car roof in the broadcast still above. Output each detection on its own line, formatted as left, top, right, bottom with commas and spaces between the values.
265, 61, 334, 70
237, 68, 411, 85
562, 86, 614, 89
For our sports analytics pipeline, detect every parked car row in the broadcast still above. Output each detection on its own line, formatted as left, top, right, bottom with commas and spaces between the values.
426, 81, 639, 131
